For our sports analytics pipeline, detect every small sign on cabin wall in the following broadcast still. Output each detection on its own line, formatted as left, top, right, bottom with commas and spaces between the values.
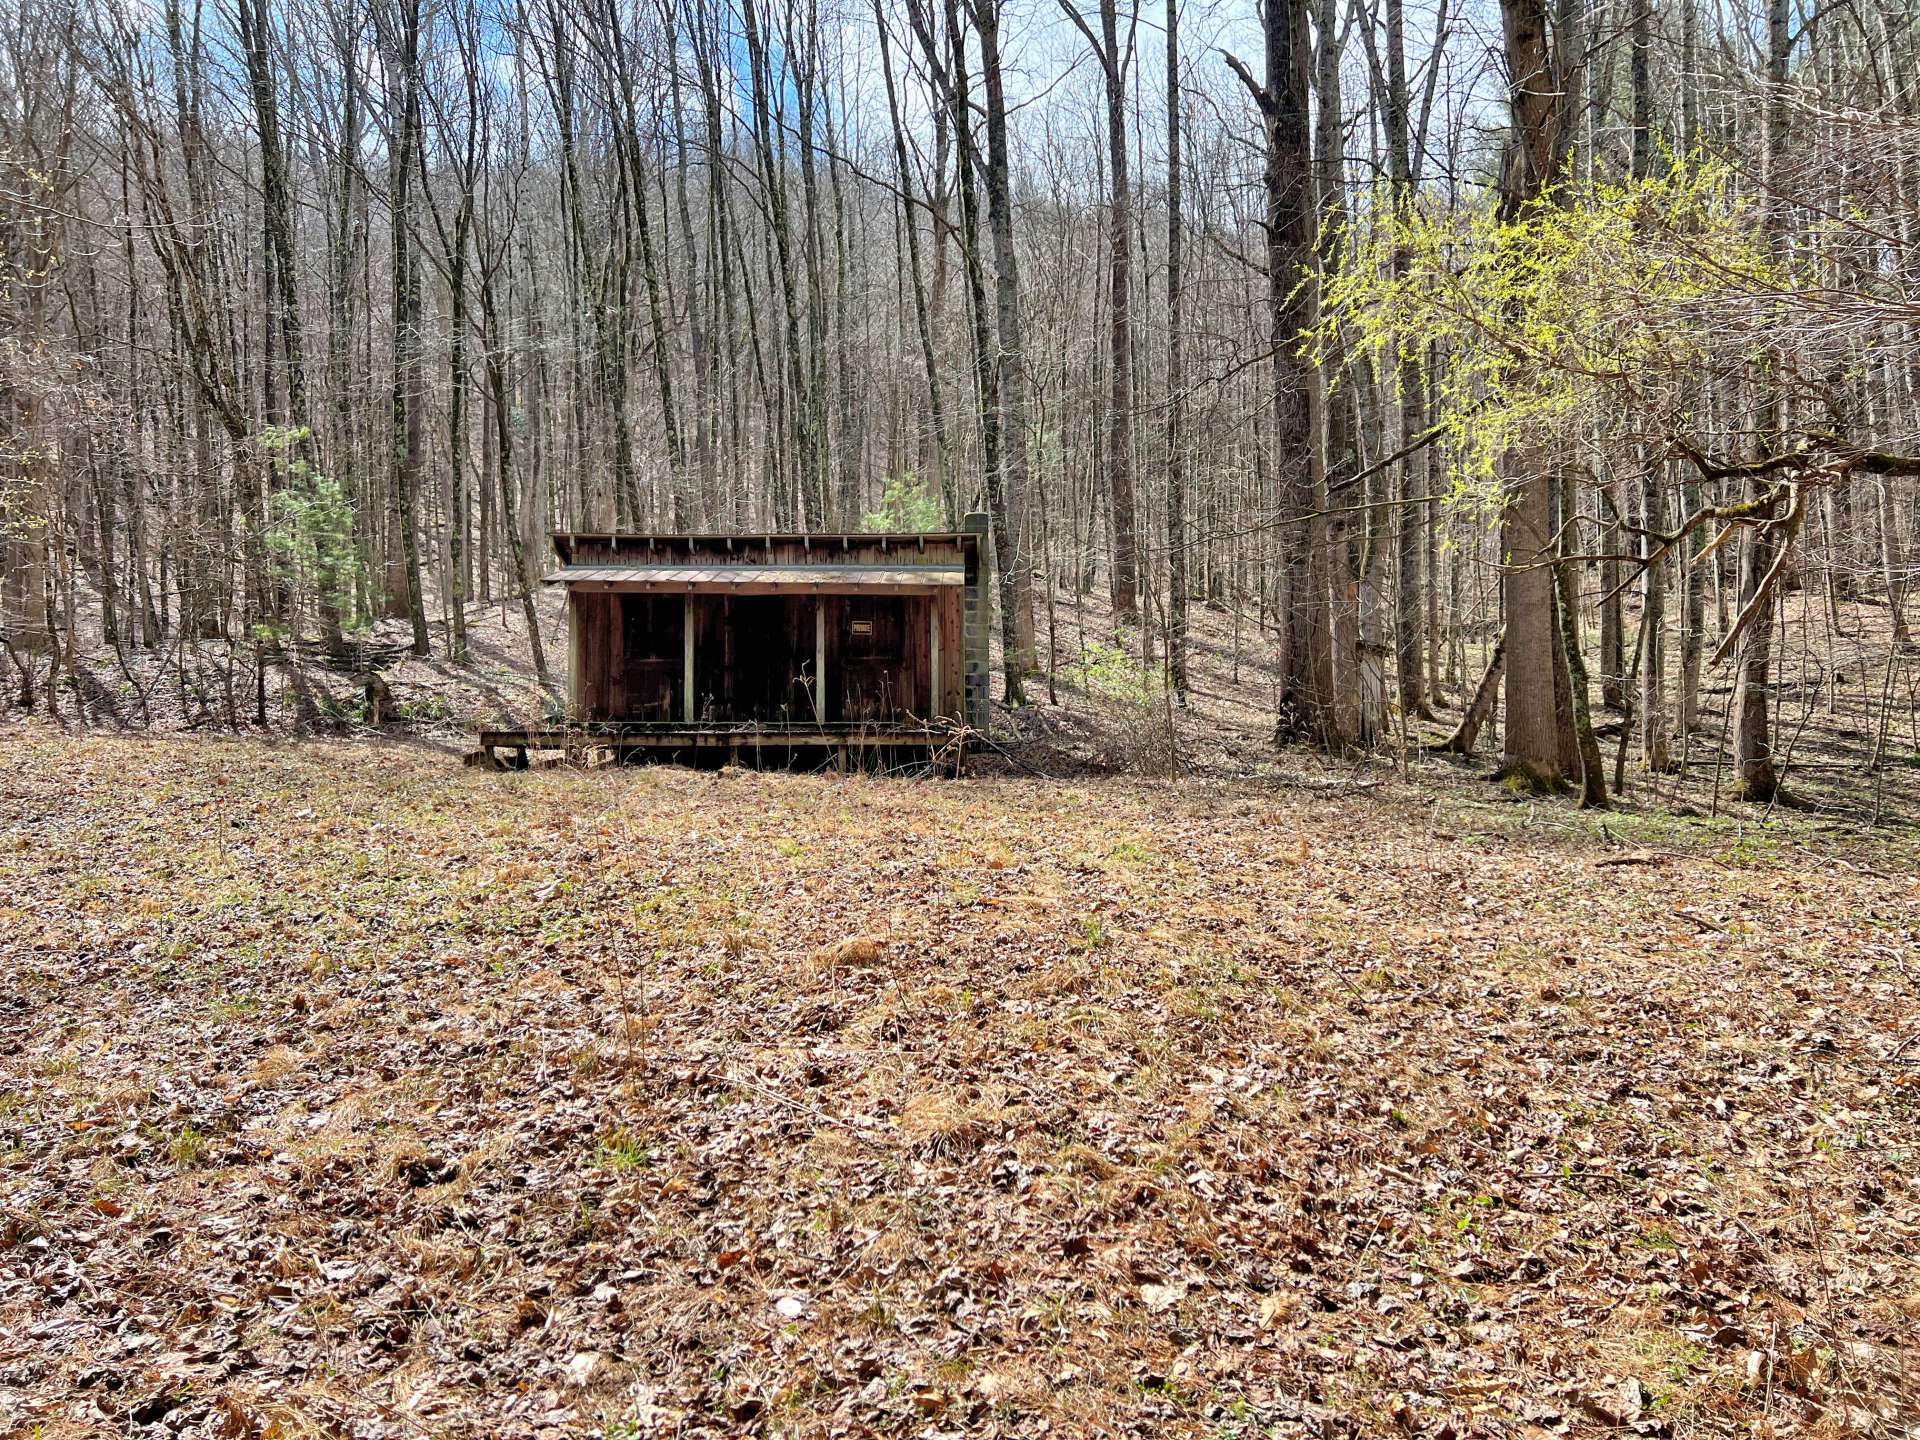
850, 620, 875, 637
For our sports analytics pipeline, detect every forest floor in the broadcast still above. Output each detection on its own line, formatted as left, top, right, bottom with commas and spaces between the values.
3, 724, 1918, 1439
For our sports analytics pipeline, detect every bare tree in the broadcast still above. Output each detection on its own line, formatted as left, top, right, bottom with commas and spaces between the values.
1229, 0, 1340, 747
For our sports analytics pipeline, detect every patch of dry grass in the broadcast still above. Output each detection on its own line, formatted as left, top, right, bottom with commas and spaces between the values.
1, 723, 1917, 1438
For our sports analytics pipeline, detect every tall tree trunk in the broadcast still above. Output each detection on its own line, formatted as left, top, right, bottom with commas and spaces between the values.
448, 164, 473, 660
1732, 0, 1791, 801
1628, 0, 1671, 769
1063, 0, 1140, 624
969, 0, 1038, 698
1383, 0, 1432, 720
325, 9, 363, 631
874, 0, 956, 523
1317, 0, 1364, 740
601, 0, 685, 529
420, 2, 485, 660
1673, 0, 1706, 745
1229, 0, 1339, 747
787, 0, 835, 525
237, 0, 344, 650
1495, 0, 1571, 787
385, 0, 429, 656
1165, 0, 1188, 696
482, 279, 550, 691
662, 0, 714, 528
740, 0, 822, 528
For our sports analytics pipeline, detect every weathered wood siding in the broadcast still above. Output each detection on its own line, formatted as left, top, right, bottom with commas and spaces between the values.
573, 592, 685, 721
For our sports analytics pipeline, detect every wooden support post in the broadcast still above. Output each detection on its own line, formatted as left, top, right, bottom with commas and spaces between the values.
814, 600, 827, 724
930, 603, 942, 721
682, 594, 695, 722
567, 593, 583, 720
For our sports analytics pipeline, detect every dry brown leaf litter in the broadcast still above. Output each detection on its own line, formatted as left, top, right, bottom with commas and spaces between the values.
1, 724, 1916, 1439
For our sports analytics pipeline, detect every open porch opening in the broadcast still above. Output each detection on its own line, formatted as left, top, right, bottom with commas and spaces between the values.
567, 589, 959, 729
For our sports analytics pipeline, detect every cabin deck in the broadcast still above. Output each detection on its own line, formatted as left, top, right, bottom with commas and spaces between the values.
471, 721, 967, 774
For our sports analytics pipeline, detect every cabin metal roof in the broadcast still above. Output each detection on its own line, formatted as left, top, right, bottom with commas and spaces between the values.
544, 562, 965, 594
550, 528, 982, 566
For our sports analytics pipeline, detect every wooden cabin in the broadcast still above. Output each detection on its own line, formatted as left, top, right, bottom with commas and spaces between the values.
475, 516, 989, 768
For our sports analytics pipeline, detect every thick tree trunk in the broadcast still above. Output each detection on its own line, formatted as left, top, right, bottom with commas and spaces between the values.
1317, 0, 1364, 739
1627, 0, 1670, 769
1230, 0, 1339, 748
1501, 455, 1566, 787
1494, 0, 1570, 787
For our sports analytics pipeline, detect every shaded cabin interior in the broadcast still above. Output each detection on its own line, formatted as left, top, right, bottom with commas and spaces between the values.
545, 522, 988, 744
